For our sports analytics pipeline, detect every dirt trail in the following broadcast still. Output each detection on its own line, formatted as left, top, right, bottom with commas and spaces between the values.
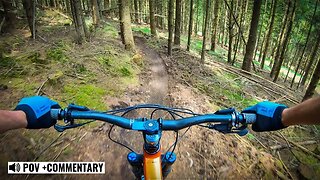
134, 36, 169, 105
62, 36, 172, 180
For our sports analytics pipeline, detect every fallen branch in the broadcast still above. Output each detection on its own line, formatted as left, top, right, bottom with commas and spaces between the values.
34, 132, 65, 161
36, 34, 48, 42
208, 62, 300, 104
270, 140, 318, 150
208, 60, 297, 95
36, 78, 49, 95
2, 66, 15, 76
277, 151, 294, 180
0, 17, 5, 33
52, 143, 71, 161
254, 136, 268, 149
52, 9, 73, 21
276, 132, 320, 160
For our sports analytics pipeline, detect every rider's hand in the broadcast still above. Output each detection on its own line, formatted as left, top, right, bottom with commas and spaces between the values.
242, 101, 288, 132
14, 96, 60, 129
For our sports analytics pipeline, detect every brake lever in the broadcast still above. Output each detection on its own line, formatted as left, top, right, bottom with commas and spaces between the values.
208, 123, 249, 136
54, 104, 92, 132
54, 120, 95, 132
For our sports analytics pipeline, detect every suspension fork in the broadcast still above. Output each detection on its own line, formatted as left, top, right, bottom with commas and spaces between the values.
127, 150, 177, 179
127, 119, 176, 179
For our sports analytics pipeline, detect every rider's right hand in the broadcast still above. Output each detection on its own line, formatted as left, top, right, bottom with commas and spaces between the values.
14, 96, 60, 129
242, 101, 288, 132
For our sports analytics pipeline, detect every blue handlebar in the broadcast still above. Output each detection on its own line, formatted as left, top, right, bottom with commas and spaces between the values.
51, 107, 256, 133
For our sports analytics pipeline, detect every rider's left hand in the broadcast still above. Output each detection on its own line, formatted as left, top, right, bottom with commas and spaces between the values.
14, 96, 60, 129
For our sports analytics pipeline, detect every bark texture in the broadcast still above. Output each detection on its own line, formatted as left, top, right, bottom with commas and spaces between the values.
242, 0, 262, 71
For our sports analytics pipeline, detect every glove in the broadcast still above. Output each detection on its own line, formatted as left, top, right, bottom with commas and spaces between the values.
14, 96, 60, 129
242, 101, 288, 132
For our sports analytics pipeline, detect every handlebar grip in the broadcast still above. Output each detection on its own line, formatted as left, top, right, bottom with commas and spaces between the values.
51, 109, 61, 120
243, 113, 256, 124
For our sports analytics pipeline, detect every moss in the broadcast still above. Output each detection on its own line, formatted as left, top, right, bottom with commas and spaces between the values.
63, 84, 107, 110
97, 56, 113, 67
132, 27, 151, 35
46, 42, 69, 62
74, 63, 87, 73
292, 149, 319, 165
132, 53, 144, 67
28, 52, 48, 64
8, 78, 38, 96
100, 23, 118, 38
118, 66, 132, 77
62, 146, 73, 156
48, 70, 64, 85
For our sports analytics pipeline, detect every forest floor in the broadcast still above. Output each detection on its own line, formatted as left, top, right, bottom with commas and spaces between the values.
1, 10, 320, 179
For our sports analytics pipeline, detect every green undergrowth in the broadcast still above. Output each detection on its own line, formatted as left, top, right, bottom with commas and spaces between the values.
132, 26, 151, 35
46, 41, 70, 62
0, 21, 141, 112
97, 22, 118, 38
63, 84, 108, 110
147, 29, 303, 81
292, 149, 320, 178
196, 79, 258, 110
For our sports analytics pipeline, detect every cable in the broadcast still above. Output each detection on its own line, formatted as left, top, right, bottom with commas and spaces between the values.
168, 131, 179, 160
108, 124, 136, 153
104, 104, 202, 155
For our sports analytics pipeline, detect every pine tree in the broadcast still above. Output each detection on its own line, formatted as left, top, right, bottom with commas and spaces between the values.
119, 0, 135, 50
242, 0, 263, 71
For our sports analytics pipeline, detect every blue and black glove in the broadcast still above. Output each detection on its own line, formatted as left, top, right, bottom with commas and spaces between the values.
242, 101, 288, 132
14, 96, 60, 129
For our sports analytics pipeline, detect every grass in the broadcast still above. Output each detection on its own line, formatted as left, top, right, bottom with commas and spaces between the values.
63, 84, 108, 110
98, 22, 118, 38
46, 41, 69, 62
132, 26, 151, 35
131, 26, 305, 84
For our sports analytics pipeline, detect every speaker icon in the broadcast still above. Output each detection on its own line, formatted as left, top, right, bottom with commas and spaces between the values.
9, 163, 20, 172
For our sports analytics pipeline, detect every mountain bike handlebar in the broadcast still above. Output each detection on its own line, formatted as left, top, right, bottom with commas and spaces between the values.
50, 104, 256, 134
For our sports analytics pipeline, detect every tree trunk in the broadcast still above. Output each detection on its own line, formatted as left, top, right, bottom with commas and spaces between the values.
161, 0, 166, 29
272, 0, 296, 82
194, 0, 199, 35
81, 2, 89, 38
70, 0, 86, 44
187, 0, 194, 51
303, 57, 320, 101
200, 0, 210, 63
22, 0, 36, 39
133, 0, 139, 23
261, 0, 277, 69
118, 0, 135, 50
210, 0, 220, 51
227, 0, 234, 63
232, 0, 246, 64
91, 0, 100, 26
149, 0, 157, 37
290, 0, 316, 86
241, 0, 249, 54
183, 0, 188, 34
168, 0, 174, 55
270, 0, 291, 75
49, 0, 54, 7
104, 0, 109, 9
2, 0, 16, 30
241, 0, 262, 71
284, 45, 300, 82
139, 0, 143, 23
174, 0, 182, 45
300, 5, 320, 86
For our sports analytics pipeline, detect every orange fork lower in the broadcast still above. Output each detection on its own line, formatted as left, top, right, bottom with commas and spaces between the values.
143, 149, 162, 179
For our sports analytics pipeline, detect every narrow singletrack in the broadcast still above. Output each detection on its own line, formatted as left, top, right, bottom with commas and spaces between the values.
70, 36, 171, 179
134, 36, 169, 105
